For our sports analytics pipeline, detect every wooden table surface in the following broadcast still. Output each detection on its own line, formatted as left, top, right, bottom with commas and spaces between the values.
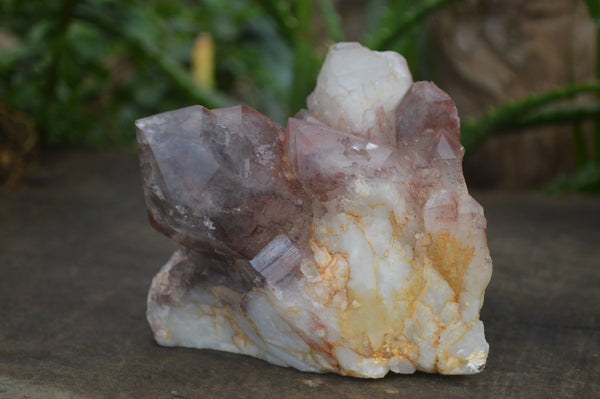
1, 151, 599, 399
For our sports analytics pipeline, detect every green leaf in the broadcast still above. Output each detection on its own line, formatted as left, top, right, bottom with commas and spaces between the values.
75, 3, 236, 110
462, 82, 600, 152
316, 0, 344, 42
365, 0, 457, 50
254, 0, 297, 45
584, 0, 600, 21
364, 0, 389, 39
289, 0, 317, 114
511, 104, 600, 130
545, 163, 600, 194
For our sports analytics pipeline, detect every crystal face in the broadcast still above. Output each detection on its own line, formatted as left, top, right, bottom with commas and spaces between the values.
137, 42, 492, 378
137, 104, 313, 260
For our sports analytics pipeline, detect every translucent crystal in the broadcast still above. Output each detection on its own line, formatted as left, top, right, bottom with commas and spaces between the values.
136, 105, 313, 260
307, 42, 412, 146
138, 42, 492, 378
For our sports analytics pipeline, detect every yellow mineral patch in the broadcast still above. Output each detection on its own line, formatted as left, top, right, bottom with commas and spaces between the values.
225, 312, 254, 352
425, 231, 474, 296
466, 350, 487, 371
310, 239, 333, 268
341, 289, 403, 355
399, 264, 426, 305
389, 209, 409, 236
442, 355, 460, 372
372, 336, 417, 364
305, 239, 351, 310
158, 326, 171, 343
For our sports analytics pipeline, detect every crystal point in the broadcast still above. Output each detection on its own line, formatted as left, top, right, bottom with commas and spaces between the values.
139, 42, 492, 378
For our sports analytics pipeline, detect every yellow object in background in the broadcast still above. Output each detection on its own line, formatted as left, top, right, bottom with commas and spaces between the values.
191, 33, 215, 89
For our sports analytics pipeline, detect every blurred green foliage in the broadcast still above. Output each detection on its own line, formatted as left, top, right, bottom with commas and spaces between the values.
1, 0, 599, 192
0, 0, 293, 146
0, 0, 448, 147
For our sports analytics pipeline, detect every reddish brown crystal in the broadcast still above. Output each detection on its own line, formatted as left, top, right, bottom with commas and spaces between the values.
136, 105, 313, 263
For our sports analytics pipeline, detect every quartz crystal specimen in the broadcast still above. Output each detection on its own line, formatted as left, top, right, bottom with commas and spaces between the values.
136, 42, 493, 378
